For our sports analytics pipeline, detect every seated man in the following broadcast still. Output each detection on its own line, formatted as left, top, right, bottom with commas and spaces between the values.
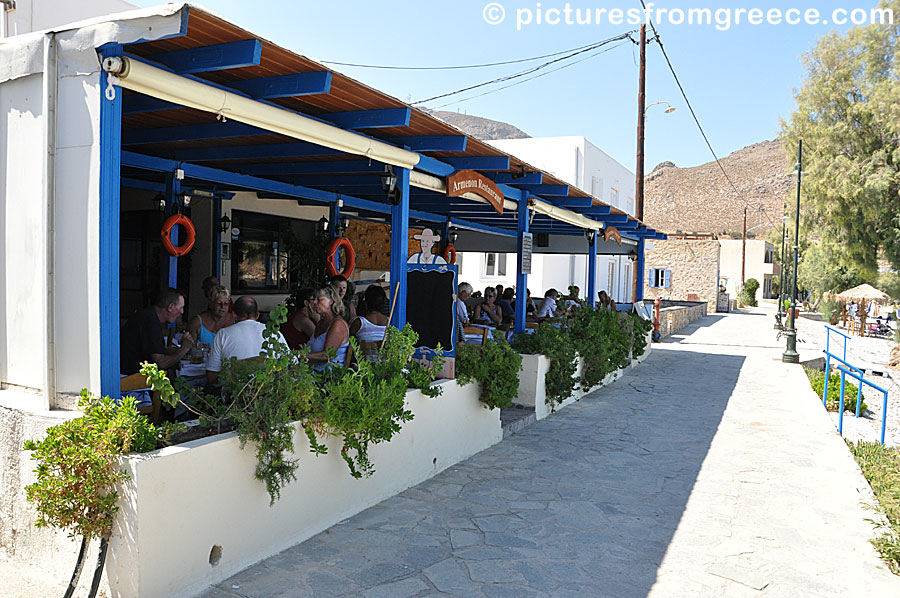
206, 296, 287, 383
456, 282, 473, 342
120, 288, 194, 375
536, 288, 560, 319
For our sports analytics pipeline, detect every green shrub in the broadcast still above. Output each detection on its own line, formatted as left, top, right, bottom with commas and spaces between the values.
456, 330, 523, 409
24, 392, 159, 540
819, 298, 842, 325
738, 278, 759, 307
631, 313, 653, 358
805, 367, 867, 413
568, 305, 631, 391
512, 322, 578, 408
847, 440, 900, 573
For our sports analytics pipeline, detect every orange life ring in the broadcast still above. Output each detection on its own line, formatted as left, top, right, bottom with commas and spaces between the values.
161, 214, 195, 257
443, 244, 457, 265
326, 237, 356, 278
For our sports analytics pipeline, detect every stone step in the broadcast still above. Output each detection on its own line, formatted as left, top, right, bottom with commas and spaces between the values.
500, 405, 536, 438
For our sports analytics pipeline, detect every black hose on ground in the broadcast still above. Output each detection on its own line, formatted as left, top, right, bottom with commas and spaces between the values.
62, 536, 88, 598
86, 536, 109, 598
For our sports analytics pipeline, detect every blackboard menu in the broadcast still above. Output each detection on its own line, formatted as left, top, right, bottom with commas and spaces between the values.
405, 264, 457, 357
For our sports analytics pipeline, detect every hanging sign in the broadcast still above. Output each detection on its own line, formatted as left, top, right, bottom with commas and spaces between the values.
520, 232, 533, 275
447, 170, 504, 214
604, 226, 622, 246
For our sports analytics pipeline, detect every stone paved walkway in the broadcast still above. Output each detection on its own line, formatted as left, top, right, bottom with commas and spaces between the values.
199, 307, 900, 598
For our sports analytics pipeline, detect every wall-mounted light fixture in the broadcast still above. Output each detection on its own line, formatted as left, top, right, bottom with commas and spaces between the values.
585, 229, 596, 244
318, 216, 329, 233
335, 216, 350, 236
380, 166, 402, 205
448, 228, 459, 244
219, 214, 231, 234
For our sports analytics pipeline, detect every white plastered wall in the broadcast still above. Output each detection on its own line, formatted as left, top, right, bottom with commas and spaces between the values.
0, 73, 47, 393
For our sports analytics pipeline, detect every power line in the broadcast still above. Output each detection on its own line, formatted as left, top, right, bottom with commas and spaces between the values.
412, 31, 636, 105
430, 40, 632, 109
321, 39, 622, 70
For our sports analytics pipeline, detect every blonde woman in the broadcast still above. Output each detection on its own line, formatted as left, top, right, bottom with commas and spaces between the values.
306, 286, 350, 370
187, 285, 235, 346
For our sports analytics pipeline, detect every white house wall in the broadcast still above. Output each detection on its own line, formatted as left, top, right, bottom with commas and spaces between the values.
2, 0, 136, 39
0, 73, 47, 392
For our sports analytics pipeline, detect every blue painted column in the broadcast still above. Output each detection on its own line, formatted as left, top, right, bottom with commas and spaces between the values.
514, 197, 530, 335
636, 238, 645, 302
214, 197, 222, 279
587, 231, 598, 307
99, 44, 123, 398
389, 167, 410, 328
329, 201, 342, 272
165, 173, 183, 289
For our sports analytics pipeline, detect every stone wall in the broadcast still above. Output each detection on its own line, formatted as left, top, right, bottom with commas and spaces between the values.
656, 303, 708, 338
644, 240, 719, 313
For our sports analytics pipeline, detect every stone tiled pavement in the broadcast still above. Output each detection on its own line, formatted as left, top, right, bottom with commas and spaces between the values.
198, 308, 900, 597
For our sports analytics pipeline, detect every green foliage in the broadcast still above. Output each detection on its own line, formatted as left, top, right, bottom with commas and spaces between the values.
313, 329, 417, 478
631, 312, 652, 358
847, 440, 900, 573
512, 322, 578, 408
737, 278, 760, 307
805, 367, 867, 413
797, 242, 868, 301
568, 305, 631, 391
781, 3, 900, 276
819, 298, 843, 325
376, 324, 444, 398
23, 391, 158, 540
456, 330, 523, 409
283, 227, 329, 310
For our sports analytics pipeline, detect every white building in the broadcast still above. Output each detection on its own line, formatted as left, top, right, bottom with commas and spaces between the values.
718, 239, 779, 299
456, 136, 637, 302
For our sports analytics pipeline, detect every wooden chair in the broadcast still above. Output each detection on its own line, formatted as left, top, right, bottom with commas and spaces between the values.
524, 321, 539, 330
463, 326, 490, 346
120, 373, 161, 424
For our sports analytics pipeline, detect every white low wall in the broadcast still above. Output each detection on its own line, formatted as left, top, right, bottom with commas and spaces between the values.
105, 380, 501, 598
515, 335, 652, 419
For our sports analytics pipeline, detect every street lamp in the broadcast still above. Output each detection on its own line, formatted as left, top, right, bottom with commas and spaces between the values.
646, 101, 677, 115
783, 141, 802, 363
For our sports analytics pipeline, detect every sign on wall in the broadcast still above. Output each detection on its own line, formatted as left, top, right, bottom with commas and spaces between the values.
520, 232, 533, 275
447, 170, 505, 214
604, 226, 622, 246
405, 264, 457, 358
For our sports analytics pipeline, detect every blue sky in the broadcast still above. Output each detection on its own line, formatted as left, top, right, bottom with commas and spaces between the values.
131, 0, 875, 170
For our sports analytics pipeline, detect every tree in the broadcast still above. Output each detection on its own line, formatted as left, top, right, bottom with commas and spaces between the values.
781, 0, 900, 277
796, 240, 867, 301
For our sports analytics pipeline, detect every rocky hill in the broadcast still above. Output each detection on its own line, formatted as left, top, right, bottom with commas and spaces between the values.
426, 110, 530, 140
643, 140, 795, 237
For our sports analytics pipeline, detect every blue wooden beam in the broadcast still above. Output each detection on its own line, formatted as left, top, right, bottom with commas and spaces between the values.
121, 177, 234, 199
240, 161, 385, 175
490, 172, 543, 185
123, 95, 180, 115
321, 108, 410, 129
588, 231, 598, 307
514, 184, 569, 196
514, 194, 530, 335
230, 72, 332, 99
414, 154, 455, 177
636, 238, 645, 302
99, 43, 123, 399
598, 214, 630, 224
391, 136, 466, 152
281, 174, 383, 187
123, 121, 266, 145
150, 40, 263, 74
444, 156, 510, 171
171, 142, 344, 162
390, 168, 410, 329
553, 197, 594, 208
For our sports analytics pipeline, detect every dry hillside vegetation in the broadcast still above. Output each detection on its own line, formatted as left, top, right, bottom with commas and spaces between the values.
643, 140, 794, 236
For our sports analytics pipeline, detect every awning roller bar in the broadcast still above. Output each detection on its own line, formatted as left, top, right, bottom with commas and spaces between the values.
102, 56, 420, 170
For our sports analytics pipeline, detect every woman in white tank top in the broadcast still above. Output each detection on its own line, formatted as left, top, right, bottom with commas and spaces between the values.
350, 285, 389, 361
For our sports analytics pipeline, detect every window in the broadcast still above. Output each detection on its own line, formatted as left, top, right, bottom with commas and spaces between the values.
610, 187, 619, 206
484, 252, 507, 278
648, 268, 671, 288
626, 196, 635, 215
623, 262, 633, 302
607, 261, 616, 296
764, 248, 774, 263
231, 210, 304, 293
591, 176, 603, 199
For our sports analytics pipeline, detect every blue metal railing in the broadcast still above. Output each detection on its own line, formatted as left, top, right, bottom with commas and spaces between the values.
822, 325, 861, 411
835, 365, 890, 444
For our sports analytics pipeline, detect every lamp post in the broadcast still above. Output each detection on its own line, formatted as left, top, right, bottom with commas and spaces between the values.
774, 201, 786, 330
782, 140, 802, 363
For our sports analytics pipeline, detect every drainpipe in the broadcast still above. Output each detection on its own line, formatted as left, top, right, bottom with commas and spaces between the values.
42, 32, 58, 409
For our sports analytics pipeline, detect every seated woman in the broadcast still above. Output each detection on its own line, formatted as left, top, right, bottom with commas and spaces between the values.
187, 285, 235, 346
473, 286, 503, 326
307, 286, 350, 370
350, 285, 389, 360
497, 288, 516, 325
281, 288, 319, 350
597, 290, 611, 310
513, 288, 537, 318
330, 274, 357, 322
535, 288, 560, 319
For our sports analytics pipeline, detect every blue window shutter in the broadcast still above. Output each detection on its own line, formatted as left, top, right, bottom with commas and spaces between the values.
663, 269, 671, 288
648, 268, 655, 288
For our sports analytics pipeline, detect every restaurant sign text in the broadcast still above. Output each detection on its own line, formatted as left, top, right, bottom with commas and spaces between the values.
447, 170, 504, 214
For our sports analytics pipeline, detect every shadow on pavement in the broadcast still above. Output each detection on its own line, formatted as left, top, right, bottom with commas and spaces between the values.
202, 349, 744, 597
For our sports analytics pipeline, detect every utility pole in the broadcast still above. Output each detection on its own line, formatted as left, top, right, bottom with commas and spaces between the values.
741, 206, 747, 285
783, 140, 802, 363
635, 23, 646, 222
